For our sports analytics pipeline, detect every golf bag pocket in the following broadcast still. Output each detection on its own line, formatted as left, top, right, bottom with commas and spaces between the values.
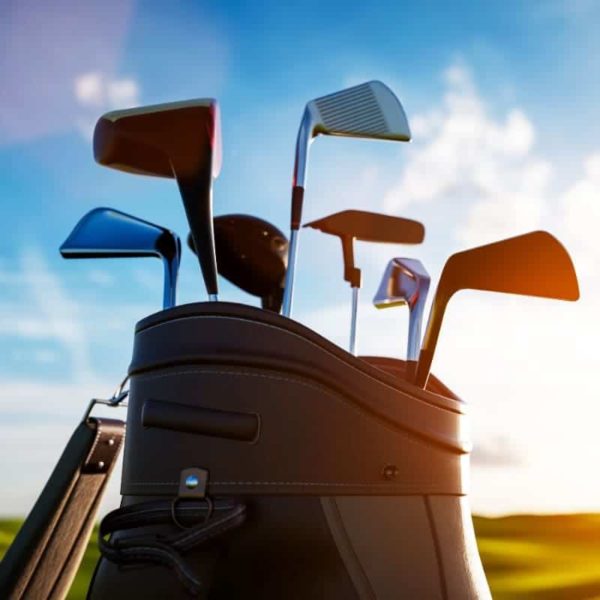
89, 302, 490, 599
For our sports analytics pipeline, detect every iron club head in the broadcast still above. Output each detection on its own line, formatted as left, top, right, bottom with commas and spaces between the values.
93, 98, 221, 301
282, 81, 412, 317
414, 231, 580, 388
373, 258, 431, 370
60, 207, 181, 309
188, 214, 289, 313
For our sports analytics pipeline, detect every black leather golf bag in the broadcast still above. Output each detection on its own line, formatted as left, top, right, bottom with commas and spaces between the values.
88, 302, 491, 599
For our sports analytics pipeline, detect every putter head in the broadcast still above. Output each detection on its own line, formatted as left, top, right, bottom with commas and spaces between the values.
294, 81, 411, 188
188, 214, 289, 313
415, 230, 580, 387
373, 258, 430, 310
93, 98, 221, 299
60, 207, 181, 309
305, 210, 424, 245
304, 210, 424, 287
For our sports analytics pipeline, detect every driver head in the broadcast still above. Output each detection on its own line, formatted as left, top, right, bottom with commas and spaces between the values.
188, 214, 289, 312
93, 99, 221, 300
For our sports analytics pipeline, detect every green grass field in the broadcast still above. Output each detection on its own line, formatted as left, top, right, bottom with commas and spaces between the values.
2, 514, 600, 598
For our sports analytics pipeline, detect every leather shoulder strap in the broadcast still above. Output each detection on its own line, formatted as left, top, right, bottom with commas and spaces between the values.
0, 417, 125, 600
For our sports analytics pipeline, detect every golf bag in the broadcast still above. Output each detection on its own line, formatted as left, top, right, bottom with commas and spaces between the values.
88, 302, 491, 599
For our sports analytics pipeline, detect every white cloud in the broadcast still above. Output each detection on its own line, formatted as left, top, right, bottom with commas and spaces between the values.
74, 72, 105, 107
561, 153, 600, 294
0, 248, 93, 381
383, 63, 551, 247
74, 71, 140, 139
74, 72, 139, 109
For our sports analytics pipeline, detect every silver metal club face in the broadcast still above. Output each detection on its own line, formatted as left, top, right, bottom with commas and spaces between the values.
282, 81, 412, 317
373, 258, 430, 363
60, 207, 181, 310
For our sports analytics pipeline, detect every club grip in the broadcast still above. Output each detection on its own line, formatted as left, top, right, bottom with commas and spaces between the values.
291, 186, 304, 230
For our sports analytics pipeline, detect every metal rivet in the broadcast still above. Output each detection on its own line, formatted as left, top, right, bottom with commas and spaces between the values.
97, 461, 105, 470
107, 438, 115, 446
185, 475, 199, 489
382, 464, 399, 481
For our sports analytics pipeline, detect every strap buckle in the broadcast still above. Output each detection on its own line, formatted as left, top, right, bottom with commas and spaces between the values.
83, 374, 130, 421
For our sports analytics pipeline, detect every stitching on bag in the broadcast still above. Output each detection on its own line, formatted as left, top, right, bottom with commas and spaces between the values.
85, 421, 104, 464
141, 315, 450, 405
134, 368, 429, 440
127, 480, 441, 487
140, 314, 464, 415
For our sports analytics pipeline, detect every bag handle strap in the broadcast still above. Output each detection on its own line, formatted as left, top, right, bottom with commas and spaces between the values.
0, 417, 125, 600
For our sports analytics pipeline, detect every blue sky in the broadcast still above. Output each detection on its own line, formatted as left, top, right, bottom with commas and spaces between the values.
1, 0, 599, 515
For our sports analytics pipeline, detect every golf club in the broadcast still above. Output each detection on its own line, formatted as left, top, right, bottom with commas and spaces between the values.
414, 230, 580, 388
93, 98, 222, 301
304, 209, 425, 354
60, 207, 181, 309
188, 214, 289, 312
373, 258, 430, 380
281, 81, 412, 317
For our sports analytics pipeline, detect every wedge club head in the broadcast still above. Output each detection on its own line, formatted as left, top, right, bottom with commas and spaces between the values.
305, 210, 425, 354
414, 231, 580, 388
282, 81, 412, 317
93, 98, 221, 301
60, 207, 181, 309
373, 258, 430, 377
188, 214, 289, 312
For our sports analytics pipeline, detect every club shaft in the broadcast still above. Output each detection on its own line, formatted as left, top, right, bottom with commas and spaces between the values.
349, 286, 359, 355
415, 293, 449, 388
282, 229, 299, 317
162, 258, 177, 309
407, 299, 425, 361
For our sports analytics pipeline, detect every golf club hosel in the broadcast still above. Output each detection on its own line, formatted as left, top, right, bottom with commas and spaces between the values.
293, 110, 313, 190
174, 167, 219, 300
282, 229, 299, 317
407, 297, 425, 362
415, 290, 451, 388
157, 232, 181, 309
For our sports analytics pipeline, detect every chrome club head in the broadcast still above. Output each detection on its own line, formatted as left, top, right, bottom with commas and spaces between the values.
282, 81, 412, 317
93, 98, 221, 301
304, 210, 425, 355
373, 258, 430, 367
188, 214, 289, 313
60, 207, 181, 309
415, 231, 580, 388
